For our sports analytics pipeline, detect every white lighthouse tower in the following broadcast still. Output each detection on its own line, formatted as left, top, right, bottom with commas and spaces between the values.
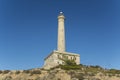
57, 12, 65, 52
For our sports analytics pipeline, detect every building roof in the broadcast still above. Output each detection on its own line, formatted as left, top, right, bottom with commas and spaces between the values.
44, 50, 80, 60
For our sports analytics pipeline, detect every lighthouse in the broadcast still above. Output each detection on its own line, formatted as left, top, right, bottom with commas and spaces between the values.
44, 12, 80, 69
57, 12, 65, 52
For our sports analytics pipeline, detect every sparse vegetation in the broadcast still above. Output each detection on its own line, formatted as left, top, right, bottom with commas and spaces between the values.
59, 65, 81, 70
59, 54, 76, 66
30, 70, 41, 75
3, 70, 10, 74
0, 64, 120, 80
0, 70, 2, 74
15, 70, 20, 74
23, 70, 31, 73
107, 69, 120, 74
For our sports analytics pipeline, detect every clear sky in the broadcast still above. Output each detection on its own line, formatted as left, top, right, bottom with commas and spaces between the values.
0, 0, 120, 70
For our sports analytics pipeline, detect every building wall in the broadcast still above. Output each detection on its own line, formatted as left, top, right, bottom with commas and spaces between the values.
44, 51, 80, 69
44, 53, 58, 69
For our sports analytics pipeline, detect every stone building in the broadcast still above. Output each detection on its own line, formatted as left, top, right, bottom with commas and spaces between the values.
44, 12, 80, 69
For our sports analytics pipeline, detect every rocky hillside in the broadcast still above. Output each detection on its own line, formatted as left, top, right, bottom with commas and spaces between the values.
0, 64, 120, 80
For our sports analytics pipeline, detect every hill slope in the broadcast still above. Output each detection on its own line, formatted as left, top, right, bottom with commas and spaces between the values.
0, 65, 120, 80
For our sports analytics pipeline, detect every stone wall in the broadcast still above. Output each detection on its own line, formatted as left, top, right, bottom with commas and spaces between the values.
44, 51, 80, 69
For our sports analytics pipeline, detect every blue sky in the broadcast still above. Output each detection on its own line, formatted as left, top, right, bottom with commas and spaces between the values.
0, 0, 120, 70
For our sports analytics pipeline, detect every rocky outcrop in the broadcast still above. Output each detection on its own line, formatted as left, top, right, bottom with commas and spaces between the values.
0, 65, 120, 80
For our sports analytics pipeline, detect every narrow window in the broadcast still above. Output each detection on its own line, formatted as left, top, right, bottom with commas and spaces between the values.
71, 57, 72, 60
74, 57, 76, 60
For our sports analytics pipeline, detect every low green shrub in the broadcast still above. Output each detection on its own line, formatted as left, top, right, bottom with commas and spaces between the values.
15, 71, 20, 74
0, 70, 2, 74
3, 70, 10, 74
30, 70, 41, 75
107, 69, 120, 74
60, 65, 81, 70
23, 70, 30, 73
